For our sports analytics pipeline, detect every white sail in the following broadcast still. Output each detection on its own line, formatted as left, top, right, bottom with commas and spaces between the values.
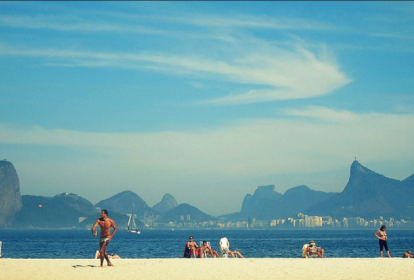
127, 211, 141, 234
127, 214, 132, 231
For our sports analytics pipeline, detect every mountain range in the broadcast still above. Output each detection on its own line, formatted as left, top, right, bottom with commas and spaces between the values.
1, 159, 414, 229
238, 184, 336, 220
306, 160, 414, 219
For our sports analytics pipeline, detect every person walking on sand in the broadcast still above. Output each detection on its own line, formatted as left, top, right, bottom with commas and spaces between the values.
374, 225, 391, 258
92, 209, 118, 267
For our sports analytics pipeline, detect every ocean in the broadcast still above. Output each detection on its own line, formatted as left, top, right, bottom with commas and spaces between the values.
1, 229, 413, 259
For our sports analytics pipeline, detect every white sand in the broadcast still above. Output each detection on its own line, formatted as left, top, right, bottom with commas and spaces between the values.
1, 258, 413, 280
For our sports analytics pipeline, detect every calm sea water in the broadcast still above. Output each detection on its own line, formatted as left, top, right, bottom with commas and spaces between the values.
1, 229, 413, 259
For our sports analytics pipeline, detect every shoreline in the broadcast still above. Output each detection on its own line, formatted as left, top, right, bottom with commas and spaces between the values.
1, 258, 413, 280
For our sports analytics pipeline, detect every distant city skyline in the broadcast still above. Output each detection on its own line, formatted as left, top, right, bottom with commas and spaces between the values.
1, 2, 414, 216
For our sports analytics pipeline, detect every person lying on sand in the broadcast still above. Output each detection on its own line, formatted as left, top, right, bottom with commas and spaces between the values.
95, 250, 121, 259
402, 250, 413, 258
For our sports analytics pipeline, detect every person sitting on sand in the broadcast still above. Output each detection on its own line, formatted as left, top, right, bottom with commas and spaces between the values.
306, 240, 325, 258
219, 237, 244, 258
200, 241, 220, 258
183, 236, 200, 258
402, 250, 414, 258
95, 250, 121, 259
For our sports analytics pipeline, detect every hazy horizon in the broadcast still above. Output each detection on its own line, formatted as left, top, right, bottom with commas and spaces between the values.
1, 2, 414, 216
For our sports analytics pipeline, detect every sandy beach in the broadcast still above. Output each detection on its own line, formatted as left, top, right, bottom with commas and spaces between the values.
1, 258, 413, 280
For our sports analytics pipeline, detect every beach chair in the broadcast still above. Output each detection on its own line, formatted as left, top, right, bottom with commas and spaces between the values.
302, 244, 309, 258
188, 249, 199, 258
184, 243, 199, 258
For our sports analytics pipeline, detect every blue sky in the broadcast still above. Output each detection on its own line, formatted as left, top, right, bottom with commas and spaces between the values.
1, 1, 414, 216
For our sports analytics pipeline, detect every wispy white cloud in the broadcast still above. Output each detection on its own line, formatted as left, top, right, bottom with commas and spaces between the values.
200, 47, 351, 104
152, 13, 335, 31
0, 10, 337, 52
0, 14, 164, 34
0, 43, 351, 104
0, 8, 334, 32
283, 106, 359, 123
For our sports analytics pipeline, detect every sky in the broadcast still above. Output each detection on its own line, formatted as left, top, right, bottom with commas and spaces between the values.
1, 2, 414, 216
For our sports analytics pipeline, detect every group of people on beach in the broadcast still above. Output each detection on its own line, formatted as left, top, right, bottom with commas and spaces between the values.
302, 225, 412, 259
90, 209, 246, 266
300, 225, 414, 259
183, 236, 244, 258
302, 240, 325, 258
90, 210, 413, 267
374, 225, 414, 258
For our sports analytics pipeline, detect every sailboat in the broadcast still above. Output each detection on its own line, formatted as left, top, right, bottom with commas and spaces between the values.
127, 211, 141, 234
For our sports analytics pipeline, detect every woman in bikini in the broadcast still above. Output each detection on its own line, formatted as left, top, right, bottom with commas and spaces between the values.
183, 236, 200, 258
374, 225, 391, 258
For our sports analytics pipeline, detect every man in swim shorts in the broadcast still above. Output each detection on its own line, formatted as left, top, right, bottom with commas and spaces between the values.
200, 240, 220, 258
100, 237, 109, 243
92, 209, 118, 267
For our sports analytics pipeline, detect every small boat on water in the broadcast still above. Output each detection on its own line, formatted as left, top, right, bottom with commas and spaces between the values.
127, 211, 141, 234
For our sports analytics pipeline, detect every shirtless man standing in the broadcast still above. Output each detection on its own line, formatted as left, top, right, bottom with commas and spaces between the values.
92, 209, 118, 267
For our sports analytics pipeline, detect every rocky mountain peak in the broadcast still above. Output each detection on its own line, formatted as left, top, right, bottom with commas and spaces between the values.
350, 160, 376, 177
344, 160, 398, 195
284, 185, 311, 195
0, 160, 23, 227
241, 185, 283, 215
252, 185, 282, 199
307, 160, 411, 219
153, 193, 178, 214
95, 190, 153, 218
